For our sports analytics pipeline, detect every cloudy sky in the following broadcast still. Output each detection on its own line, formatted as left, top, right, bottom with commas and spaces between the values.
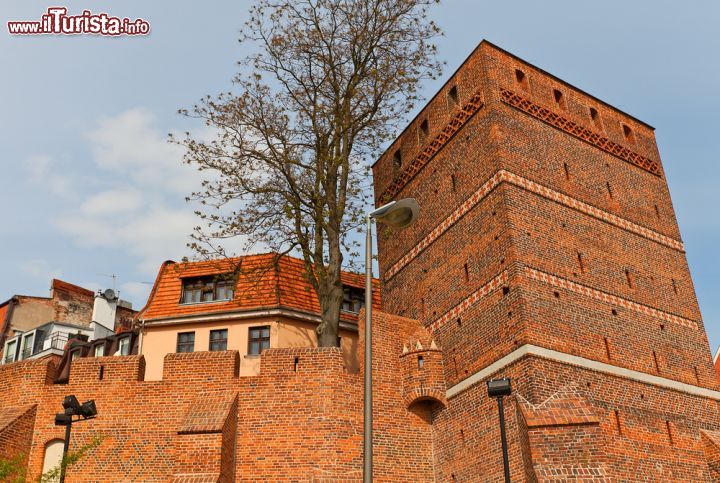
2, 1, 719, 350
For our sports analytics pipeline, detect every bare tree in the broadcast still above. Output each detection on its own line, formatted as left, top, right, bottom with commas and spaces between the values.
175, 0, 442, 347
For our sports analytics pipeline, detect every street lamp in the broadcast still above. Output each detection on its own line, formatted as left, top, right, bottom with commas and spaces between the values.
54, 394, 97, 483
364, 198, 419, 483
487, 378, 512, 483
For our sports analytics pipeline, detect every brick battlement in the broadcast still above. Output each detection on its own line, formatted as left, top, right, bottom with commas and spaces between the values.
0, 347, 353, 392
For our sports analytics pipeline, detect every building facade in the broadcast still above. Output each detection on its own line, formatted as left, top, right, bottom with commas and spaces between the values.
1, 279, 135, 365
1, 41, 720, 481
136, 254, 377, 379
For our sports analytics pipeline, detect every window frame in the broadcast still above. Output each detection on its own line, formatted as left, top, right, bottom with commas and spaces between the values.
4, 339, 17, 363
180, 275, 235, 305
176, 331, 196, 353
247, 326, 270, 356
209, 329, 228, 352
21, 333, 34, 359
341, 285, 366, 314
93, 344, 105, 357
117, 337, 130, 356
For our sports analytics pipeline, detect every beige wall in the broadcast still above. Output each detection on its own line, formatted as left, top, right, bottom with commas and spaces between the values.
10, 298, 54, 333
141, 315, 359, 380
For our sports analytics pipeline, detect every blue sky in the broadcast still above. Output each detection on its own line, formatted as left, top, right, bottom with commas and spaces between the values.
1, 1, 719, 351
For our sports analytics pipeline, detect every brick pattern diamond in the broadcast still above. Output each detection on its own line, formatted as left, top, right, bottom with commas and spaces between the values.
380, 92, 484, 202
525, 266, 699, 330
500, 88, 661, 176
384, 170, 683, 281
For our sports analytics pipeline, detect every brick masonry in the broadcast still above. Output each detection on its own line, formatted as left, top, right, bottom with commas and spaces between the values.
374, 40, 720, 481
2, 40, 720, 482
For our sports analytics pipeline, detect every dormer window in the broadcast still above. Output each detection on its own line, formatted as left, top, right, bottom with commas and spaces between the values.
181, 275, 235, 304
342, 285, 365, 313
117, 337, 130, 356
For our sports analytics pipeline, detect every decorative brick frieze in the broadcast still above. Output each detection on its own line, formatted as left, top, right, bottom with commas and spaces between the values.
525, 266, 699, 330
427, 270, 509, 332
500, 87, 661, 176
502, 170, 684, 251
384, 169, 683, 280
379, 92, 484, 202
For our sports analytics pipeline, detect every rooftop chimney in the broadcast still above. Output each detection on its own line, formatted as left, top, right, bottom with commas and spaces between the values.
90, 289, 118, 338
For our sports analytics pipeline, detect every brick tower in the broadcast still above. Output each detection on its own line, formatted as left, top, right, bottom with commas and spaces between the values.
372, 41, 720, 481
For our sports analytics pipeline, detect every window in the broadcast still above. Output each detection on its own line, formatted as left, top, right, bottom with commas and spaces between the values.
21, 333, 34, 359
419, 119, 429, 143
622, 124, 636, 143
176, 332, 195, 353
515, 69, 529, 90
181, 276, 235, 304
209, 329, 228, 351
94, 345, 104, 357
117, 337, 130, 356
248, 326, 270, 355
4, 340, 17, 363
342, 285, 365, 313
447, 85, 459, 107
589, 107, 599, 121
70, 350, 81, 361
392, 150, 402, 172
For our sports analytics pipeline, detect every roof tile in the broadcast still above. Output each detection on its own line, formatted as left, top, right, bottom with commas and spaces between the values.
139, 253, 379, 323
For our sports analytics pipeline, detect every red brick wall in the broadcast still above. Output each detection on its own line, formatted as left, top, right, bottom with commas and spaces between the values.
0, 315, 440, 482
0, 405, 36, 466
373, 40, 720, 480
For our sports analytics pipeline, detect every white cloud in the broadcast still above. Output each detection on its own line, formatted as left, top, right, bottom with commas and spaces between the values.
85, 107, 203, 194
80, 188, 145, 215
25, 154, 74, 197
20, 259, 63, 281
44, 107, 206, 277
42, 107, 248, 284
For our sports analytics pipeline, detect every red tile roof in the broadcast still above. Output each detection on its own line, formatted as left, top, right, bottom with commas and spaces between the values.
138, 253, 380, 325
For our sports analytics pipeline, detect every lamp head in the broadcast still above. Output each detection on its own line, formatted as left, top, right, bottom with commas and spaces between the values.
55, 412, 72, 426
487, 378, 512, 398
79, 400, 97, 418
62, 395, 81, 413
370, 198, 419, 229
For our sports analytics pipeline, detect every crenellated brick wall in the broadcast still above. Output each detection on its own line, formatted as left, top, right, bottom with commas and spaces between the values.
0, 308, 445, 482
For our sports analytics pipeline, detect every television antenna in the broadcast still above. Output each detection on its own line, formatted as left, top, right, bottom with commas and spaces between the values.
97, 273, 117, 291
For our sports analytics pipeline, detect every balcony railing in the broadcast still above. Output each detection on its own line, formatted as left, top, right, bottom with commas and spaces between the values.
10, 331, 70, 362
46, 332, 69, 351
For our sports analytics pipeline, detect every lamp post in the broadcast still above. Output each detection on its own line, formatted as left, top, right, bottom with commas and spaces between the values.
364, 198, 419, 483
487, 378, 512, 483
54, 395, 97, 483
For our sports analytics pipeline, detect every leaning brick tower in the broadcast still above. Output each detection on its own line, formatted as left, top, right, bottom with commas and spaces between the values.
372, 41, 720, 481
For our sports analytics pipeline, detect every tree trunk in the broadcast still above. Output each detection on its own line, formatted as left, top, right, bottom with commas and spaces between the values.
318, 283, 343, 347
